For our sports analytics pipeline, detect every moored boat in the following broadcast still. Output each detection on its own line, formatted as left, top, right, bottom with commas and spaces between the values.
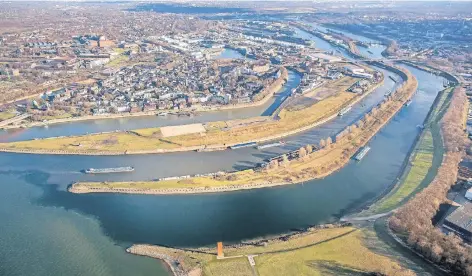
257, 141, 286, 150
230, 142, 257, 150
84, 166, 135, 174
338, 106, 351, 117
354, 146, 370, 161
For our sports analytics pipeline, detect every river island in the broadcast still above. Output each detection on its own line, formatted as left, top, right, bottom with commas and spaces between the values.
68, 63, 417, 195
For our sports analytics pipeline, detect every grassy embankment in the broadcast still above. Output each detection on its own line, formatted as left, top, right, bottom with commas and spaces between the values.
362, 86, 454, 215
0, 77, 361, 153
39, 112, 73, 121
69, 66, 416, 194
128, 227, 414, 276
0, 112, 16, 121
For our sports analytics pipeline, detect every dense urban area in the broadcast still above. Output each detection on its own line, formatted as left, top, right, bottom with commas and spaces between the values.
1, 1, 472, 276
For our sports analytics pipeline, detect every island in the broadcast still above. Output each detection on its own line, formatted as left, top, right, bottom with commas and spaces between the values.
68, 64, 416, 195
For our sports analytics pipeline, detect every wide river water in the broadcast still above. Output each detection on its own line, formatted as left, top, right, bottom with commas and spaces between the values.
0, 21, 446, 276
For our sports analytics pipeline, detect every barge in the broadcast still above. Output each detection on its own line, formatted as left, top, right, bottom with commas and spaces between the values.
354, 146, 371, 161
84, 166, 135, 174
230, 142, 257, 150
338, 106, 351, 117
257, 141, 286, 150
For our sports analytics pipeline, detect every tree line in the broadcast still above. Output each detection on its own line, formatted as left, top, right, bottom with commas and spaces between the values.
389, 86, 472, 275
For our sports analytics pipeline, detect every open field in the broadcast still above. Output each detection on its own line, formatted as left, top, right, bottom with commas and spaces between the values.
0, 76, 368, 153
69, 66, 416, 194
0, 112, 16, 121
105, 48, 130, 68
359, 86, 453, 216
160, 123, 206, 138
128, 227, 414, 276
38, 112, 73, 121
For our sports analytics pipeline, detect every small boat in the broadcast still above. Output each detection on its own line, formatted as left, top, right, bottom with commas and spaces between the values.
405, 99, 412, 107
157, 112, 168, 117
389, 76, 397, 83
367, 50, 374, 54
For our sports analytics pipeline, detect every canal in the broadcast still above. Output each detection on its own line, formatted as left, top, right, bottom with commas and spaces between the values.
0, 19, 446, 276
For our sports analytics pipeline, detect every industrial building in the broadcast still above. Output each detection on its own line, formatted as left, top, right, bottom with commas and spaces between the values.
443, 201, 472, 241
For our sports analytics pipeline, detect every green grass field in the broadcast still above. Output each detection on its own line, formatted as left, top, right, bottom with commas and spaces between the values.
204, 258, 253, 276
40, 112, 73, 121
363, 86, 453, 215
370, 131, 434, 213
0, 112, 16, 121
132, 227, 414, 276
254, 229, 411, 276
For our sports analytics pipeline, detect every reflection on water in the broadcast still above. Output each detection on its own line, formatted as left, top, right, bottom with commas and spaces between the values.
0, 14, 445, 276
0, 66, 444, 248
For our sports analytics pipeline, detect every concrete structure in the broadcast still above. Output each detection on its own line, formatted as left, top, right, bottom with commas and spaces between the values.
443, 201, 472, 241
344, 65, 365, 75
217, 242, 224, 259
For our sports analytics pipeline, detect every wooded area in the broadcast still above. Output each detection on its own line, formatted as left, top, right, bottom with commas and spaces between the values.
389, 86, 471, 275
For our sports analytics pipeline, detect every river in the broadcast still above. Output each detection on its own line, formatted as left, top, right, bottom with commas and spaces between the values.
0, 18, 447, 276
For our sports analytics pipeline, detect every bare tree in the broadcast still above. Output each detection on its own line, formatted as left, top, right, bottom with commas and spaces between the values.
326, 137, 332, 147
305, 144, 313, 154
299, 147, 307, 159
319, 139, 326, 148
281, 154, 289, 167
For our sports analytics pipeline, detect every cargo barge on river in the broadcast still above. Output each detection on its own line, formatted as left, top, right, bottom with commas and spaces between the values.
84, 166, 135, 174
230, 142, 257, 150
354, 146, 371, 161
257, 141, 286, 150
338, 106, 351, 117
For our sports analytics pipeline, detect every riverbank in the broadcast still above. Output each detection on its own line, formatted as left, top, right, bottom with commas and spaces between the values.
1, 67, 289, 130
355, 85, 454, 217
344, 58, 461, 219
0, 74, 383, 155
126, 225, 415, 276
69, 64, 416, 195
389, 83, 469, 275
